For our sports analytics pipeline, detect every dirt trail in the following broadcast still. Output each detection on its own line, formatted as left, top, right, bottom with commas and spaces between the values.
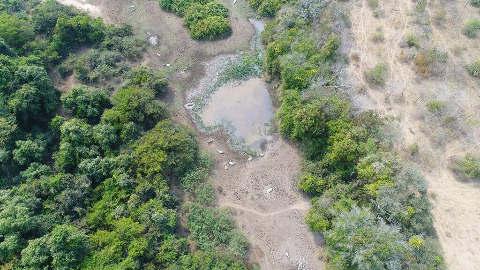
202, 137, 323, 270
348, 0, 480, 269
58, 0, 324, 269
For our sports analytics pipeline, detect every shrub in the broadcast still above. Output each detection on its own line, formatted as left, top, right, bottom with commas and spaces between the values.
126, 67, 168, 96
183, 2, 228, 28
365, 63, 387, 86
368, 0, 379, 8
372, 27, 385, 43
61, 86, 111, 122
248, 0, 284, 17
158, 0, 231, 40
406, 34, 420, 48
463, 19, 480, 38
189, 16, 231, 40
472, 0, 480, 7
453, 154, 480, 179
414, 48, 447, 78
426, 100, 446, 113
325, 207, 406, 270
467, 61, 480, 78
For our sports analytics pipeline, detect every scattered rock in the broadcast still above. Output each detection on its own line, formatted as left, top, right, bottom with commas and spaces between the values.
228, 161, 236, 166
217, 150, 224, 154
233, 0, 237, 4
224, 164, 229, 170
247, 156, 253, 162
207, 138, 214, 144
266, 187, 273, 194
165, 63, 171, 67
156, 52, 161, 57
184, 102, 194, 110
260, 153, 265, 157
148, 35, 158, 46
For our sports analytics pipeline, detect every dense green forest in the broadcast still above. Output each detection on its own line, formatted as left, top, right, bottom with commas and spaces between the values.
0, 0, 249, 269
260, 0, 445, 269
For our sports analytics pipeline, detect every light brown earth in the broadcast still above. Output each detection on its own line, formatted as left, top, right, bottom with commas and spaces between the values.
346, 0, 480, 269
56, 0, 324, 269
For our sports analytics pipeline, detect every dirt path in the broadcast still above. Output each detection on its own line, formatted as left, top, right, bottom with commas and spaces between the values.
58, 0, 324, 269
348, 0, 480, 269
202, 137, 323, 269
220, 201, 310, 217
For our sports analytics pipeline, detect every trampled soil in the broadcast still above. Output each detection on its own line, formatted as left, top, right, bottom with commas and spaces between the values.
57, 0, 325, 269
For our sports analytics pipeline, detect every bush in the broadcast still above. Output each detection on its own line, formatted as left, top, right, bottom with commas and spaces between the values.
158, 0, 231, 40
184, 203, 248, 257
183, 2, 228, 28
189, 16, 231, 40
325, 207, 406, 270
61, 86, 111, 122
453, 154, 480, 179
248, 0, 284, 17
406, 34, 420, 48
365, 63, 387, 86
414, 48, 447, 78
472, 0, 480, 7
426, 100, 446, 113
467, 61, 480, 78
126, 67, 168, 96
371, 27, 385, 43
463, 19, 480, 38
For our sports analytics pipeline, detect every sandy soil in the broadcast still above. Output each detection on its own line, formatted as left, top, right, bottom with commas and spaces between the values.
56, 0, 325, 269
346, 0, 480, 269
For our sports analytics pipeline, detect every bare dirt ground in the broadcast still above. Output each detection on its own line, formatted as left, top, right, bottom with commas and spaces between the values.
346, 0, 480, 269
57, 0, 324, 269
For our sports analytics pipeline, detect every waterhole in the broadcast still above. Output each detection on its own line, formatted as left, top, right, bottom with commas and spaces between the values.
200, 78, 273, 150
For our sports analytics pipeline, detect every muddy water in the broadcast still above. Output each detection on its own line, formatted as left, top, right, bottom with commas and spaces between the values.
200, 78, 273, 150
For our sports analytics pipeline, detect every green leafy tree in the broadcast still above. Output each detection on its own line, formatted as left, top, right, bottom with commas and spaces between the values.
0, 12, 34, 49
135, 120, 198, 177
61, 86, 111, 122
12, 139, 45, 166
325, 207, 406, 270
126, 67, 168, 96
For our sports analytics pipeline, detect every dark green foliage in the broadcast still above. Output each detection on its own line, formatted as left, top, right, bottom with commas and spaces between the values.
463, 19, 480, 38
13, 139, 45, 166
248, 0, 285, 17
453, 154, 480, 179
467, 61, 480, 78
183, 2, 228, 28
325, 207, 406, 269
365, 63, 387, 86
0, 38, 16, 56
9, 65, 59, 126
31, 0, 80, 35
0, 2, 249, 269
61, 86, 111, 122
135, 120, 198, 177
263, 0, 445, 269
158, 0, 212, 16
107, 85, 169, 129
0, 12, 34, 50
184, 203, 248, 257
189, 16, 231, 40
172, 251, 247, 270
158, 0, 231, 40
126, 67, 168, 96
52, 15, 105, 55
